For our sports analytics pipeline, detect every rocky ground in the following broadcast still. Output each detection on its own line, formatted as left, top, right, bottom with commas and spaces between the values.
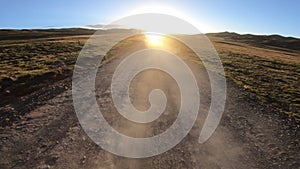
0, 53, 299, 169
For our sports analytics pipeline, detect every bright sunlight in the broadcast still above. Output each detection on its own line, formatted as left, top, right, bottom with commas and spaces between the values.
145, 32, 165, 46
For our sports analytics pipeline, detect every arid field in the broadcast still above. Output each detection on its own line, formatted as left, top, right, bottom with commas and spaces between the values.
0, 29, 299, 169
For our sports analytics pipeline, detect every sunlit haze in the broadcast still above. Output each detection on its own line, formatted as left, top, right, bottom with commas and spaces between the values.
1, 0, 299, 37
145, 32, 165, 46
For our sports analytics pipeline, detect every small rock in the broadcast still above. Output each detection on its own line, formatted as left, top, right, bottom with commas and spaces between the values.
10, 76, 17, 81
37, 164, 51, 169
81, 155, 87, 164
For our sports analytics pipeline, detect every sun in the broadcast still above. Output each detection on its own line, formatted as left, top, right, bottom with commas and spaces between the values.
145, 32, 164, 46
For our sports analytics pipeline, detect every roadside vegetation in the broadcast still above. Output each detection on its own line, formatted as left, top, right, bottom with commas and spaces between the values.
219, 51, 300, 120
0, 40, 84, 106
0, 29, 299, 122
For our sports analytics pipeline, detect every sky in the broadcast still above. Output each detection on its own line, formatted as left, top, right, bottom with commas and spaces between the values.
1, 0, 299, 37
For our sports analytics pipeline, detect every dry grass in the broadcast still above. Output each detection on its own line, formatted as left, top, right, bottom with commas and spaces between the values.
209, 36, 300, 63
0, 41, 84, 79
208, 36, 300, 120
0, 37, 87, 101
0, 30, 299, 120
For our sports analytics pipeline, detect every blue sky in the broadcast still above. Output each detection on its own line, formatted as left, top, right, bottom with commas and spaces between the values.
1, 0, 299, 37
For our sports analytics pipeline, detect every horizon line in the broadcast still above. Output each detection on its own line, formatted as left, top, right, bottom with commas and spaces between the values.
0, 26, 299, 39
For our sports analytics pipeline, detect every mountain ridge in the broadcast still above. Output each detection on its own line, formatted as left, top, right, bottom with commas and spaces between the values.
207, 31, 300, 51
1, 28, 299, 51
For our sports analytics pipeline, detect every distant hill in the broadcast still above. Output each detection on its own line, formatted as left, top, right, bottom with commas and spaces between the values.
207, 32, 300, 51
0, 28, 95, 41
0, 28, 139, 41
83, 24, 130, 30
1, 28, 299, 52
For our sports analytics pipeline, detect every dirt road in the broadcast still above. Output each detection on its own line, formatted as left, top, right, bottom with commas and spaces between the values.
0, 37, 299, 169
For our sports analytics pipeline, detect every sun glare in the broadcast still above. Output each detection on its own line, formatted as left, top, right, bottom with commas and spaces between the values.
122, 3, 210, 33
145, 32, 164, 46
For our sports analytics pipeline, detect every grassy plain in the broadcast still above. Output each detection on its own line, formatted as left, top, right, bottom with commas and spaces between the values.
0, 29, 299, 121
